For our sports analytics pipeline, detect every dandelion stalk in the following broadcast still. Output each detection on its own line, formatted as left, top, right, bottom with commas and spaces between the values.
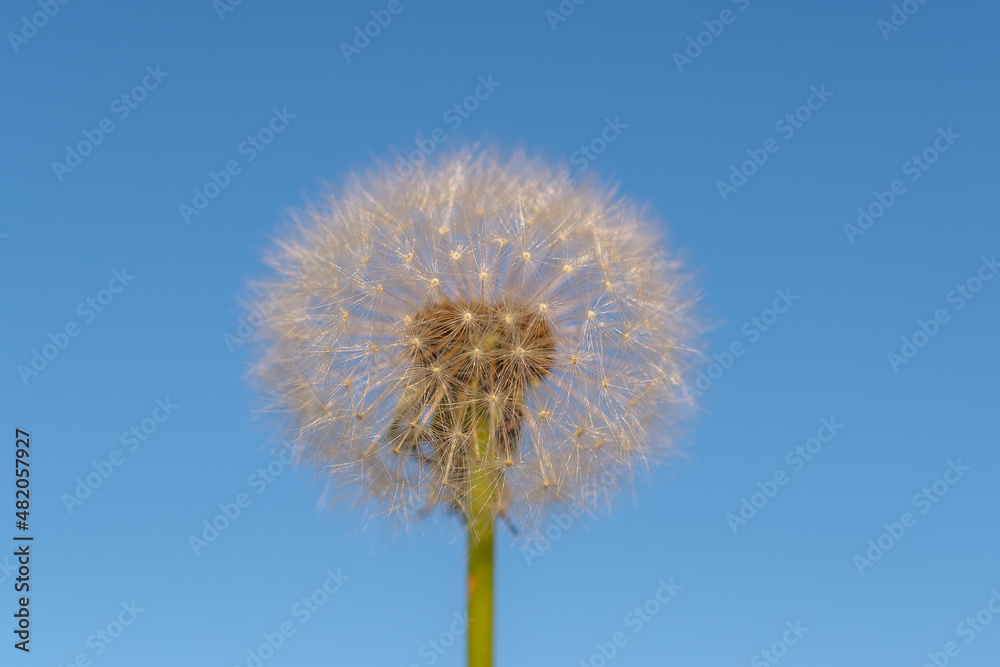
467, 522, 494, 667
467, 409, 496, 667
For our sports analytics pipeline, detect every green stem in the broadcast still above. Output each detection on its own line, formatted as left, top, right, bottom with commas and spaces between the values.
468, 513, 494, 667
467, 410, 496, 667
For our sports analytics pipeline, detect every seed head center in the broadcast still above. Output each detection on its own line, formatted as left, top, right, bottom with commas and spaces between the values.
406, 299, 556, 394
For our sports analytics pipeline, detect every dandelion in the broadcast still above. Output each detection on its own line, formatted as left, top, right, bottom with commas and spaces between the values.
250, 148, 699, 666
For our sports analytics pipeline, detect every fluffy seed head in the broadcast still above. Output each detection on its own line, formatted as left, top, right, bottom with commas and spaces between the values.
250, 149, 699, 533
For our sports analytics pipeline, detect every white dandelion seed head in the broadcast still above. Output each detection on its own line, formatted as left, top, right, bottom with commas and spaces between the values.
250, 148, 700, 534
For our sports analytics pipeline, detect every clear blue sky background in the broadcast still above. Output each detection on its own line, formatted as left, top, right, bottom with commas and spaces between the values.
2, 0, 998, 665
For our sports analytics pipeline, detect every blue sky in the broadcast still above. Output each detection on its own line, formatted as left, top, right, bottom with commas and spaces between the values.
2, 0, 998, 665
